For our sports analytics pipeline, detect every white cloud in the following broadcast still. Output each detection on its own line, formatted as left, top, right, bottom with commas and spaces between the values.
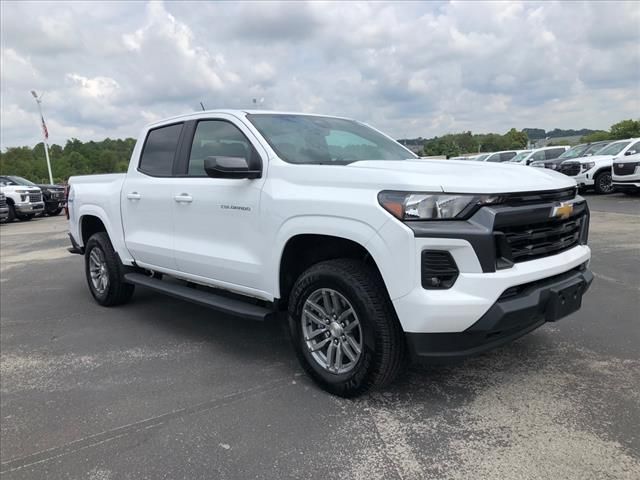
1, 0, 638, 150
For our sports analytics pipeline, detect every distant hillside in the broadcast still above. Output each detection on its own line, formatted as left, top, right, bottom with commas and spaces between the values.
522, 128, 598, 140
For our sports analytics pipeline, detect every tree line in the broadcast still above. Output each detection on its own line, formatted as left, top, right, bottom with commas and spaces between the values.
407, 119, 639, 158
0, 138, 136, 184
1, 119, 638, 184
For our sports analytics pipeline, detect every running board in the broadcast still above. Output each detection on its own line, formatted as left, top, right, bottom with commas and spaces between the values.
124, 273, 271, 321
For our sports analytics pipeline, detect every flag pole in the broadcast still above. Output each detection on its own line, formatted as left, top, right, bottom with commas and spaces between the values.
31, 90, 54, 184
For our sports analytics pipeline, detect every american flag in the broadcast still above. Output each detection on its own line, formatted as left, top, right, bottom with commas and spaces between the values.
41, 114, 49, 140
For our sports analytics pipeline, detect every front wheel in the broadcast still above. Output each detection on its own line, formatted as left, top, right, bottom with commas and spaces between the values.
84, 232, 135, 306
17, 214, 34, 221
288, 259, 405, 397
594, 171, 613, 194
47, 207, 62, 216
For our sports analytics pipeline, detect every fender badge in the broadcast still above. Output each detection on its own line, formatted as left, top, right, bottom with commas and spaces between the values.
551, 202, 574, 220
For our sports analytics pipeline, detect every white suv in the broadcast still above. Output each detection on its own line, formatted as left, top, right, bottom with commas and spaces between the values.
612, 152, 640, 195
559, 138, 640, 194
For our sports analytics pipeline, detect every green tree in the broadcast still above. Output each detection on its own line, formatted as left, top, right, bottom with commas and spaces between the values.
609, 119, 640, 140
580, 131, 611, 143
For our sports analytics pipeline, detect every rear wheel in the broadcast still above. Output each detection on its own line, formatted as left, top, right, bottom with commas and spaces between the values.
84, 232, 135, 306
594, 171, 613, 194
288, 259, 405, 397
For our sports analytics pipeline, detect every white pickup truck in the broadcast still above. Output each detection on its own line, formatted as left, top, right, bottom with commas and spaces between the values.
68, 110, 593, 396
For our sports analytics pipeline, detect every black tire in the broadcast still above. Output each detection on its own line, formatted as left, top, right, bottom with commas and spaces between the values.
288, 259, 405, 397
7, 204, 16, 222
18, 214, 34, 221
84, 232, 135, 306
47, 207, 62, 216
594, 171, 613, 194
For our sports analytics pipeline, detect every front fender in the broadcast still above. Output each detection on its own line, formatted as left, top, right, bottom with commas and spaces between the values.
270, 215, 413, 300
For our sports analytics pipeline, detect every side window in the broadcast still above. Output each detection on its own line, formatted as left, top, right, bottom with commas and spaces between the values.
139, 123, 183, 176
487, 153, 500, 162
545, 148, 564, 160
627, 141, 640, 155
531, 151, 546, 162
187, 120, 259, 176
500, 152, 516, 161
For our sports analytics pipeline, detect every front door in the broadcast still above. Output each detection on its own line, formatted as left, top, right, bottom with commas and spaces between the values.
172, 116, 269, 296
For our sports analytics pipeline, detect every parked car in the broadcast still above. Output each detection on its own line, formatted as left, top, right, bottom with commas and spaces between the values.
472, 153, 490, 161
0, 175, 45, 221
0, 192, 9, 223
509, 146, 570, 166
612, 152, 640, 195
559, 138, 640, 194
531, 141, 611, 170
68, 110, 593, 397
37, 183, 66, 216
477, 150, 524, 162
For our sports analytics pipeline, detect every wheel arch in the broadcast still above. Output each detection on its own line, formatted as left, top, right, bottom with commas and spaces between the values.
76, 204, 133, 264
272, 216, 403, 307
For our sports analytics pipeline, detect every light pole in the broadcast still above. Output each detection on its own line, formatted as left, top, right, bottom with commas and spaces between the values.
30, 90, 54, 184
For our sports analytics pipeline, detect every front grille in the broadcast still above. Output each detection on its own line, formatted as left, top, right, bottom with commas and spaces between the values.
0, 197, 6, 208
613, 162, 638, 176
498, 213, 585, 263
29, 193, 42, 203
500, 187, 576, 205
559, 162, 580, 176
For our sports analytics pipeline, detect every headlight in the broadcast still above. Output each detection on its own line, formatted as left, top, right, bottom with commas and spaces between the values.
581, 162, 595, 172
378, 191, 500, 220
15, 189, 28, 194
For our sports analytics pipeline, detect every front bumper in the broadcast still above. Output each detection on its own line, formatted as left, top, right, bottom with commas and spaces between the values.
405, 264, 593, 363
0, 207, 8, 220
573, 171, 595, 188
613, 181, 640, 193
14, 202, 44, 214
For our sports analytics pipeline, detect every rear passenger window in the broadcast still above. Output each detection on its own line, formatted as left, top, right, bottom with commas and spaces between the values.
139, 123, 183, 176
545, 148, 564, 160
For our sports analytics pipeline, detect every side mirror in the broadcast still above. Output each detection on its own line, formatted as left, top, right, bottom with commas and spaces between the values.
203, 156, 261, 179
625, 150, 636, 156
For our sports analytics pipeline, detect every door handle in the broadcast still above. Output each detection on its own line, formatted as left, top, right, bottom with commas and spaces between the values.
174, 194, 193, 203
127, 192, 142, 200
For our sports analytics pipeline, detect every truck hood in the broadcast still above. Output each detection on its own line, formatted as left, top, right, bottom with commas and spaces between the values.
345, 159, 576, 194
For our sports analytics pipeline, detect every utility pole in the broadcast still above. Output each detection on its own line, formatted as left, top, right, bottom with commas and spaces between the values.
31, 90, 53, 184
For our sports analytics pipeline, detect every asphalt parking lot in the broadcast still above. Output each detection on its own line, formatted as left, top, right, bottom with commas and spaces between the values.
1, 193, 639, 480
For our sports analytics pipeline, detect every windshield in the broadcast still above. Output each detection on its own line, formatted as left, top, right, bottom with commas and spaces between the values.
509, 151, 532, 163
596, 141, 630, 156
3, 176, 37, 186
558, 144, 589, 159
474, 154, 489, 161
246, 114, 417, 165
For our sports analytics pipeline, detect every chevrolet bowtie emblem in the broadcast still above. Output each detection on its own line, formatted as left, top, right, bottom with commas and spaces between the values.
551, 202, 574, 220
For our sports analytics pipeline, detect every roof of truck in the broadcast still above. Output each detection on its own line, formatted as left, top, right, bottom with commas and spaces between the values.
147, 109, 353, 127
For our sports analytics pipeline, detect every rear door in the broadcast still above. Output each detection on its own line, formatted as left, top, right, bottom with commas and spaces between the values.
171, 115, 269, 296
121, 122, 185, 270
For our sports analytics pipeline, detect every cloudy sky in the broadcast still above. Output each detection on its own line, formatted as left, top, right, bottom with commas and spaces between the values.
1, 0, 638, 149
